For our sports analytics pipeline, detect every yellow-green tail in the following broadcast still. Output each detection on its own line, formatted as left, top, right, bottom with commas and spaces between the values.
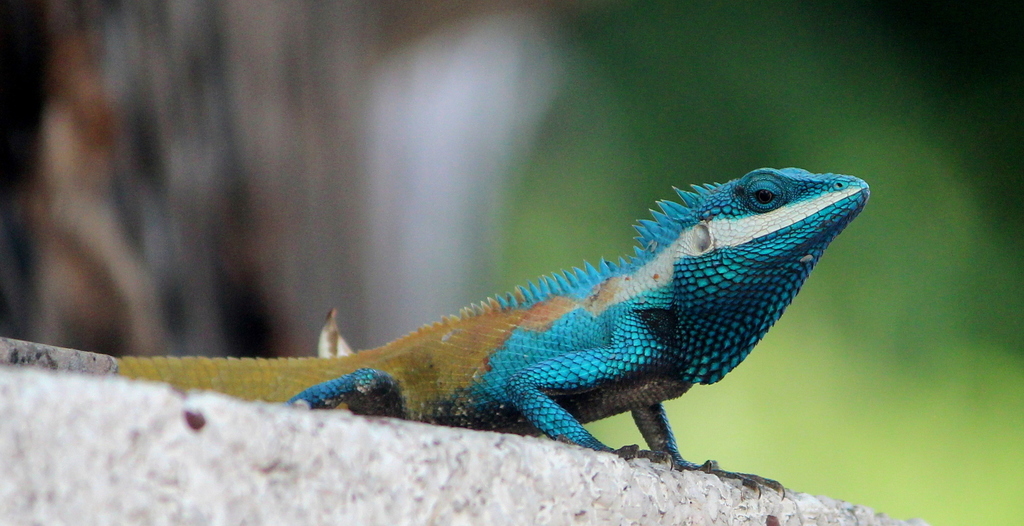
117, 297, 534, 405
118, 356, 366, 402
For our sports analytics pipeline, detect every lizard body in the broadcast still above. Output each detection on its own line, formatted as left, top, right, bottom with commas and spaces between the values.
119, 167, 868, 469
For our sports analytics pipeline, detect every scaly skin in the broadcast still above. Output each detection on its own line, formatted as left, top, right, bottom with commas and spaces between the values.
119, 167, 869, 486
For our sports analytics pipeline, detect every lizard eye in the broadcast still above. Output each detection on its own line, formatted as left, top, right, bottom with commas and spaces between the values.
741, 175, 788, 213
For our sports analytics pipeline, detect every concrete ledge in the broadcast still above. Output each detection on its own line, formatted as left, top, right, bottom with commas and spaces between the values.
0, 366, 929, 525
0, 336, 117, 374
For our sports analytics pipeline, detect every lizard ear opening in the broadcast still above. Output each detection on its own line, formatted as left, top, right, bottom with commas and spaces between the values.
692, 223, 713, 254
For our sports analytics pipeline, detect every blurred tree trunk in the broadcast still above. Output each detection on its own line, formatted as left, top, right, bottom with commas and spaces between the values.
12, 0, 564, 358
26, 0, 374, 357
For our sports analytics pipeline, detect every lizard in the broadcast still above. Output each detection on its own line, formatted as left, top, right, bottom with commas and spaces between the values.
118, 167, 869, 487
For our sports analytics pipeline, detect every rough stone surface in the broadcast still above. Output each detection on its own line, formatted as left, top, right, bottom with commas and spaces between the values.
0, 367, 930, 526
0, 336, 118, 374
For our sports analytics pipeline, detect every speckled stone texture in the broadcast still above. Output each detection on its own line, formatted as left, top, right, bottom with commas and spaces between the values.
0, 367, 929, 526
0, 336, 117, 374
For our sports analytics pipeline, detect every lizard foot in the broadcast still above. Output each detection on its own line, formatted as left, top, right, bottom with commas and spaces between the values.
612, 446, 784, 494
612, 444, 674, 465
691, 459, 785, 494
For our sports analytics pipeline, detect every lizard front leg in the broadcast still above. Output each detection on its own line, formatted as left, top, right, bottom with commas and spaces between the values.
505, 308, 678, 452
630, 402, 783, 492
505, 348, 636, 452
631, 402, 696, 468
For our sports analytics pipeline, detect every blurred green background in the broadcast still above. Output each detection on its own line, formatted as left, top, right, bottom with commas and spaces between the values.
497, 2, 1023, 525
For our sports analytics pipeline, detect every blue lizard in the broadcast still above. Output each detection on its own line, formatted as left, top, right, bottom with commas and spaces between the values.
120, 167, 869, 484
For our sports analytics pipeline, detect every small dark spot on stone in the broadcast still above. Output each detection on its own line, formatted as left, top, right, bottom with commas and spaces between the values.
766, 515, 780, 526
184, 410, 206, 431
259, 459, 282, 474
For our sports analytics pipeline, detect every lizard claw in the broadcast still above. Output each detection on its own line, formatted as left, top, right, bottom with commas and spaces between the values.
611, 447, 784, 495
696, 459, 719, 472
691, 460, 785, 494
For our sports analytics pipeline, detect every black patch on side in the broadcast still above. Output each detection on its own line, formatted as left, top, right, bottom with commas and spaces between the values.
428, 394, 539, 435
637, 308, 678, 349
556, 376, 692, 425
429, 377, 692, 436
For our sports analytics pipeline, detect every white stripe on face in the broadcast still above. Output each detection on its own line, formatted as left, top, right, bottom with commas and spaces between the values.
588, 184, 863, 314
701, 185, 864, 250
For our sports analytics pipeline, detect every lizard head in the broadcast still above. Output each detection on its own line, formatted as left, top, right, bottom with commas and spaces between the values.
655, 167, 869, 383
677, 167, 869, 263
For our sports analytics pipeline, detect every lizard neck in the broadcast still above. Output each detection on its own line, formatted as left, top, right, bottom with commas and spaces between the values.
669, 243, 822, 385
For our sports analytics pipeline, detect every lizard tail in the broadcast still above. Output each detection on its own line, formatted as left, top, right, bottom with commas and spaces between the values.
118, 356, 365, 403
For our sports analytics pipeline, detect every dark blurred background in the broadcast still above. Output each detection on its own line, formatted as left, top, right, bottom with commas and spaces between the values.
1, 1, 1021, 524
